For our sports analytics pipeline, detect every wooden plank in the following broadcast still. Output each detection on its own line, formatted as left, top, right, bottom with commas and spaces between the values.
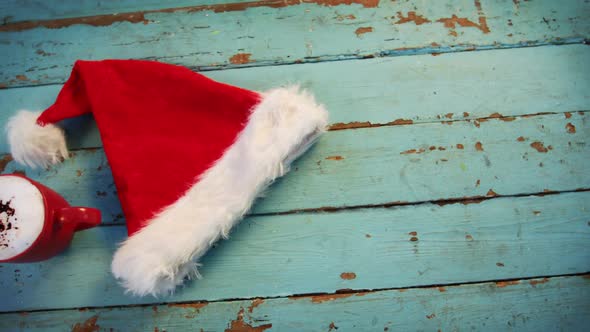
0, 0, 252, 23
1, 44, 588, 154
0, 191, 588, 311
0, 0, 588, 87
0, 275, 588, 331
2, 111, 588, 220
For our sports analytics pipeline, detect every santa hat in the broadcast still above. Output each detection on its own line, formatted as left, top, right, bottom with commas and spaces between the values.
6, 60, 328, 296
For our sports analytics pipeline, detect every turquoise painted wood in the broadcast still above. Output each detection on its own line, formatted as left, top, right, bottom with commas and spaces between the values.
0, 275, 588, 331
1, 0, 589, 328
2, 112, 588, 220
1, 44, 588, 154
0, 0, 253, 23
0, 192, 588, 311
0, 0, 588, 88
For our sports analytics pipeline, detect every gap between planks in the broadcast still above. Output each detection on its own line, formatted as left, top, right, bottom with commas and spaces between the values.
2, 271, 587, 315
2, 39, 587, 90
0, 109, 587, 223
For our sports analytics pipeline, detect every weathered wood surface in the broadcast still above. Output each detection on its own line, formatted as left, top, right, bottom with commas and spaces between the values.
0, 0, 252, 22
2, 111, 587, 221
1, 44, 588, 153
0, 192, 588, 311
0, 0, 589, 328
0, 275, 588, 331
1, 0, 588, 88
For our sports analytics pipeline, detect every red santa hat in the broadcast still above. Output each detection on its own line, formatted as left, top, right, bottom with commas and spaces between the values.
6, 60, 328, 296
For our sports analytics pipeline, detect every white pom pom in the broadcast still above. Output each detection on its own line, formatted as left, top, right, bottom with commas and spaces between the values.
5, 110, 68, 169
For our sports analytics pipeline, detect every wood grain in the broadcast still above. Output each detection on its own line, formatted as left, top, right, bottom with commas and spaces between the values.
2, 111, 587, 221
0, 192, 588, 311
0, 0, 253, 23
0, 0, 588, 87
0, 275, 588, 331
1, 44, 588, 154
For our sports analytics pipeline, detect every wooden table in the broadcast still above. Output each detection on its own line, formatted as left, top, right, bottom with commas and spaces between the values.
1, 0, 589, 330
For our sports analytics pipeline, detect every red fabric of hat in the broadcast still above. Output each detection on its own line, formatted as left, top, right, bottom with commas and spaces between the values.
6, 59, 328, 296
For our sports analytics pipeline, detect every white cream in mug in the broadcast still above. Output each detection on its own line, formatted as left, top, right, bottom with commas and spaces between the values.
0, 176, 45, 260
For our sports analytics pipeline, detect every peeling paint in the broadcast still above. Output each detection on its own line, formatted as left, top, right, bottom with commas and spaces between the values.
326, 118, 410, 130
426, 313, 436, 319
564, 112, 572, 119
355, 26, 374, 37
465, 234, 474, 241
489, 112, 516, 121
328, 121, 372, 130
530, 141, 549, 153
486, 189, 498, 197
225, 308, 272, 332
400, 148, 425, 155
329, 322, 338, 331
529, 277, 549, 286
475, 142, 484, 151
566, 123, 576, 134
389, 119, 414, 125
71, 315, 99, 332
394, 11, 431, 25
496, 280, 520, 288
456, 144, 464, 149
340, 272, 357, 280
248, 299, 264, 313
229, 53, 252, 64
517, 136, 526, 142
168, 302, 208, 310
0, 0, 379, 32
326, 156, 344, 160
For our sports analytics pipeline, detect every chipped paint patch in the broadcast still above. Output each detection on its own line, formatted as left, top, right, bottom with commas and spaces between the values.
329, 322, 338, 331
248, 299, 264, 313
529, 277, 549, 286
566, 123, 576, 133
225, 308, 272, 332
329, 121, 372, 130
340, 272, 357, 280
475, 142, 484, 151
400, 148, 425, 155
496, 280, 520, 288
309, 293, 355, 303
517, 136, 526, 142
486, 189, 498, 197
389, 119, 414, 125
456, 144, 464, 149
530, 141, 549, 153
355, 26, 374, 37
229, 53, 252, 64
326, 156, 344, 160
395, 11, 431, 25
71, 315, 99, 332
0, 0, 379, 32
168, 302, 208, 310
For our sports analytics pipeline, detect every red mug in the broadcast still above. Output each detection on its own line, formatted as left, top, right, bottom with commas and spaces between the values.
0, 174, 101, 263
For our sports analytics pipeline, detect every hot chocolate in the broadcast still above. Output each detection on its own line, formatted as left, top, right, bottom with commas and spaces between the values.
0, 175, 45, 260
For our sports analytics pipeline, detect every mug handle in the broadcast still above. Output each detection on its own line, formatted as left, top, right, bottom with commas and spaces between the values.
55, 207, 102, 231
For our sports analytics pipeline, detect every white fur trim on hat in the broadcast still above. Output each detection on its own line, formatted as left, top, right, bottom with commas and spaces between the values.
5, 110, 69, 169
111, 86, 328, 296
